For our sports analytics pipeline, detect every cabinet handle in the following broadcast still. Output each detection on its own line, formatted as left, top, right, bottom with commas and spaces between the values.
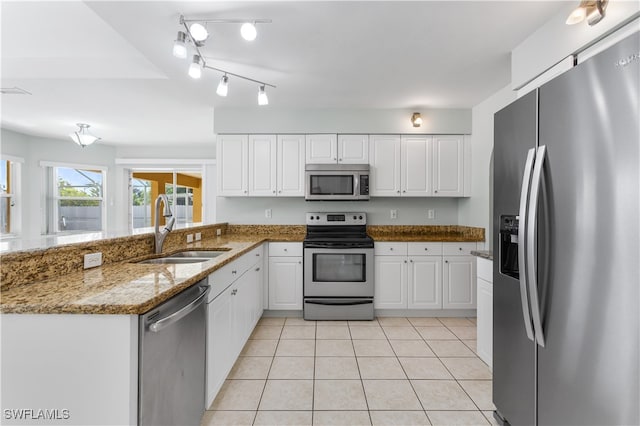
338, 158, 342, 161
284, 248, 288, 252
273, 190, 276, 194
424, 248, 428, 251
397, 190, 400, 194
333, 158, 337, 161
445, 260, 449, 264
256, 253, 260, 256
390, 247, 393, 251
255, 267, 261, 271
244, 190, 247, 194
402, 190, 406, 193
298, 261, 302, 264
409, 259, 413, 263
279, 190, 282, 193
404, 260, 407, 263
232, 270, 237, 274
435, 190, 438, 193
459, 247, 463, 251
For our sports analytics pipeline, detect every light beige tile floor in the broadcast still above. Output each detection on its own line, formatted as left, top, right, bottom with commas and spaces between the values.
204, 316, 493, 426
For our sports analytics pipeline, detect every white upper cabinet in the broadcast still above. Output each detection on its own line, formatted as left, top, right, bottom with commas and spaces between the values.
277, 135, 305, 196
369, 135, 402, 196
432, 135, 468, 197
401, 135, 432, 196
217, 134, 248, 196
306, 134, 369, 164
305, 134, 337, 164
248, 135, 277, 196
337, 135, 369, 164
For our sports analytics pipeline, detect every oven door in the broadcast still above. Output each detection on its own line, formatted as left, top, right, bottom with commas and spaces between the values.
304, 248, 374, 297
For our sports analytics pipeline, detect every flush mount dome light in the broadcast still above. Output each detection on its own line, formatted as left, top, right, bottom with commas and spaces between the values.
69, 123, 101, 148
189, 23, 209, 41
240, 22, 257, 41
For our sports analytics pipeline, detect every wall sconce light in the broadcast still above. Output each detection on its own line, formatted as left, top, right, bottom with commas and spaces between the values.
411, 112, 423, 128
566, 0, 608, 26
69, 123, 100, 148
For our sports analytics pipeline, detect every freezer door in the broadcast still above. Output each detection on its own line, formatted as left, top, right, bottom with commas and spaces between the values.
536, 32, 639, 426
493, 90, 538, 426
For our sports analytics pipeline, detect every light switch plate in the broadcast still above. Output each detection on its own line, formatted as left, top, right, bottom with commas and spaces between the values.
390, 209, 398, 219
265, 209, 272, 218
84, 252, 102, 269
195, 232, 202, 241
186, 234, 194, 243
427, 209, 435, 219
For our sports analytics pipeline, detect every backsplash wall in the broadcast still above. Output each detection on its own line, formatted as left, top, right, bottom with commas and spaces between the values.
216, 197, 458, 225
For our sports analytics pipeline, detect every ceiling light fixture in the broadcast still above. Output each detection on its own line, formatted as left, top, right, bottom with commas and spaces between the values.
175, 15, 276, 105
217, 75, 229, 97
566, 0, 608, 26
411, 112, 423, 128
172, 31, 187, 58
188, 55, 202, 79
258, 85, 268, 106
69, 123, 100, 148
240, 22, 257, 41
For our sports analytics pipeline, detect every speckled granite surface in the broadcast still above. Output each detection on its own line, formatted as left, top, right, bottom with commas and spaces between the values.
367, 225, 484, 242
471, 250, 494, 260
0, 224, 482, 315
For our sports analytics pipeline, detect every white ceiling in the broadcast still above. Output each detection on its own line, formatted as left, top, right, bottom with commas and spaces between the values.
1, 1, 565, 146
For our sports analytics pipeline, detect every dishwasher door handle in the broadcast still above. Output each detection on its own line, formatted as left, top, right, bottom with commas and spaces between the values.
149, 286, 210, 333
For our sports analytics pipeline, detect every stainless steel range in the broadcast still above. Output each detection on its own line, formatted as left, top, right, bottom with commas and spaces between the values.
303, 212, 374, 320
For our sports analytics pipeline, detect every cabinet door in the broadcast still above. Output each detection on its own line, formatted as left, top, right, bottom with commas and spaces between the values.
369, 135, 401, 196
251, 262, 264, 325
217, 135, 248, 196
232, 271, 254, 355
305, 134, 337, 164
268, 257, 303, 310
338, 135, 369, 164
407, 256, 442, 309
432, 135, 464, 197
401, 135, 432, 196
374, 256, 407, 309
477, 278, 493, 369
277, 135, 305, 196
442, 255, 476, 309
206, 286, 233, 407
248, 134, 277, 196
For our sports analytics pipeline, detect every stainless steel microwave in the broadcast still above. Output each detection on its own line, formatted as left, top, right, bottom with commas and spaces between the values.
305, 164, 370, 201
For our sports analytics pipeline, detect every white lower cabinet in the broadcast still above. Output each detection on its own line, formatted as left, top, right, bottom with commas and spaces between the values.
476, 256, 493, 369
206, 246, 264, 407
375, 242, 476, 312
268, 257, 303, 310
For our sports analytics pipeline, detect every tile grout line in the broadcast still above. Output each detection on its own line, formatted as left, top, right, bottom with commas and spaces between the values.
250, 320, 285, 425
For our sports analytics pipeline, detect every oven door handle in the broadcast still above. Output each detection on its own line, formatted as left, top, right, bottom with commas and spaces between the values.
304, 299, 373, 306
303, 243, 374, 249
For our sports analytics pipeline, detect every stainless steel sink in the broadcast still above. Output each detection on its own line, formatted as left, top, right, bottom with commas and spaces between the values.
137, 257, 210, 265
168, 251, 226, 258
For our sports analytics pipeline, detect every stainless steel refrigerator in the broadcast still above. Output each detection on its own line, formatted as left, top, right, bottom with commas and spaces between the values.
493, 32, 639, 426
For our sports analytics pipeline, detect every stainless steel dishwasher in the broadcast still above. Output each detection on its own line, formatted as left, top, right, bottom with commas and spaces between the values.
139, 279, 210, 426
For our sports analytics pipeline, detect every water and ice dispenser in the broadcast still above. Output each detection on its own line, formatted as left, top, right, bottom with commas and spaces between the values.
499, 215, 520, 279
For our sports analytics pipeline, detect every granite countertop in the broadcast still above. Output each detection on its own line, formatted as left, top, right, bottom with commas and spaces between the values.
1, 225, 483, 316
0, 234, 301, 315
471, 250, 493, 260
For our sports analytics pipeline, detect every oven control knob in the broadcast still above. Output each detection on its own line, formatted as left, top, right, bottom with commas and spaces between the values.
353, 215, 357, 220
359, 215, 363, 220
316, 216, 320, 220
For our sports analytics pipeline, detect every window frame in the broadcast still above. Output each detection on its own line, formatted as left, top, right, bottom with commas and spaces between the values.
0, 155, 24, 237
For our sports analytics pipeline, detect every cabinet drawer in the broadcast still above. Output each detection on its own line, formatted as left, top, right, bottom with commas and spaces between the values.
374, 242, 408, 256
443, 242, 477, 256
269, 242, 303, 257
407, 242, 443, 256
477, 257, 493, 283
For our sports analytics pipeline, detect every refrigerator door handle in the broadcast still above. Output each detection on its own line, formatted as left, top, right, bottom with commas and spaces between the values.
518, 148, 536, 342
527, 145, 547, 347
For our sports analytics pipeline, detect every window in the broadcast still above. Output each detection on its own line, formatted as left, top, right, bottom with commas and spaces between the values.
0, 158, 22, 237
46, 165, 106, 234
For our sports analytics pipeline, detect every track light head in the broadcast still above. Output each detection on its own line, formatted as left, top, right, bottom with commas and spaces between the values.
411, 112, 422, 128
172, 31, 187, 58
217, 75, 229, 97
188, 55, 202, 79
189, 23, 209, 42
241, 22, 257, 41
258, 85, 268, 106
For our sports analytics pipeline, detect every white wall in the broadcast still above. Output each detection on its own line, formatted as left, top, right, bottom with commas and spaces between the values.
214, 107, 471, 135
217, 196, 458, 226
1, 128, 117, 239
458, 86, 516, 249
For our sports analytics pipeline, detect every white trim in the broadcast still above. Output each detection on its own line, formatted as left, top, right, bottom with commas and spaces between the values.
517, 56, 574, 98
115, 158, 216, 165
578, 18, 640, 64
40, 160, 108, 171
0, 155, 25, 163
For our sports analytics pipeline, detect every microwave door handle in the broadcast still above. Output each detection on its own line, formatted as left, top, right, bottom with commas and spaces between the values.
354, 174, 360, 197
518, 148, 536, 343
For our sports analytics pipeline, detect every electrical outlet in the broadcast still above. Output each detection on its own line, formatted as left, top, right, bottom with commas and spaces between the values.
265, 208, 272, 218
186, 234, 194, 243
427, 209, 435, 219
390, 209, 398, 219
195, 232, 202, 241
216, 229, 222, 236
84, 252, 102, 269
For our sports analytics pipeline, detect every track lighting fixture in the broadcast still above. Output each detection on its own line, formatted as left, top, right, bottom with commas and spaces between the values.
174, 14, 276, 105
69, 123, 100, 148
172, 31, 187, 58
411, 112, 422, 128
188, 55, 202, 79
258, 85, 268, 106
240, 22, 257, 41
566, 0, 608, 26
217, 75, 229, 97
